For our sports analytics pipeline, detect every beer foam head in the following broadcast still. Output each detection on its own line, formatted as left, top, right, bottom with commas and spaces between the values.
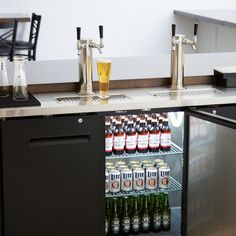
97, 59, 112, 63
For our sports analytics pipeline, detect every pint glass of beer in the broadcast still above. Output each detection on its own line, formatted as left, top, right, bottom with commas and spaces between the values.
97, 59, 111, 98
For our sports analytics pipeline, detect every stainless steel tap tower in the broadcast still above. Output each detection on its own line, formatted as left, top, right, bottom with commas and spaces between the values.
76, 26, 104, 95
170, 24, 198, 90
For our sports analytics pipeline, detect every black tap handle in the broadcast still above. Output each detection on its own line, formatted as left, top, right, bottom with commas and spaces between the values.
76, 27, 81, 40
172, 24, 176, 37
99, 25, 103, 39
194, 23, 198, 36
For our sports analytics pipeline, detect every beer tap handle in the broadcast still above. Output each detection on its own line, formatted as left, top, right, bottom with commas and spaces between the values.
194, 23, 198, 36
172, 24, 176, 37
77, 27, 81, 40
99, 25, 103, 39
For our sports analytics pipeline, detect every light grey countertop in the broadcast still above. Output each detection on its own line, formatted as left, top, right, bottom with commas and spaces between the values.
174, 9, 236, 28
0, 85, 235, 118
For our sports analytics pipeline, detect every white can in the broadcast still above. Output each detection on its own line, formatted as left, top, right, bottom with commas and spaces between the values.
146, 167, 158, 190
105, 169, 109, 193
115, 161, 126, 167
159, 165, 170, 189
133, 168, 145, 191
121, 168, 133, 192
109, 169, 121, 193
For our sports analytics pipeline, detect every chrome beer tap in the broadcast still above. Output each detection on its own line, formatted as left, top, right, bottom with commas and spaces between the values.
170, 23, 198, 90
76, 26, 104, 95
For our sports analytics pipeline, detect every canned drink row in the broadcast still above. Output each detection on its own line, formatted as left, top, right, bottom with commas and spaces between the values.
105, 162, 170, 194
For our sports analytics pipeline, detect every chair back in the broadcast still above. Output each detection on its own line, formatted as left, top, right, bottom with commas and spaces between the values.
29, 13, 42, 51
0, 20, 18, 61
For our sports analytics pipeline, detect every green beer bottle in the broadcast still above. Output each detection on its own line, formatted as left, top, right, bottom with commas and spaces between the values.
105, 199, 111, 235
131, 196, 141, 234
110, 198, 120, 235
151, 194, 161, 232
148, 193, 155, 213
141, 195, 151, 233
121, 197, 131, 234
161, 193, 171, 231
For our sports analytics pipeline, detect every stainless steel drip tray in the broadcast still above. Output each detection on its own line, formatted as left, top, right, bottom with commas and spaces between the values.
55, 94, 131, 104
149, 87, 223, 98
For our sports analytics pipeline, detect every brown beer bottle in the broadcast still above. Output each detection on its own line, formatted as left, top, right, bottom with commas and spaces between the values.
125, 116, 137, 154
148, 114, 160, 152
137, 115, 149, 153
105, 117, 113, 156
113, 116, 125, 155
160, 115, 171, 151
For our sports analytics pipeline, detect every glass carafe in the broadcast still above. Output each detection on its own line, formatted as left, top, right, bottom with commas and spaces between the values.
0, 57, 9, 97
13, 56, 28, 101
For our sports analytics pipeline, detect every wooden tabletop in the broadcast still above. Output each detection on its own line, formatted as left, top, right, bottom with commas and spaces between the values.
0, 13, 30, 23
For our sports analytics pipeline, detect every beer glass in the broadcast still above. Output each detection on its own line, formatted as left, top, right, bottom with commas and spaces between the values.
0, 57, 9, 97
97, 59, 111, 98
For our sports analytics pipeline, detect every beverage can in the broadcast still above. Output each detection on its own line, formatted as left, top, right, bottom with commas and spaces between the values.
121, 168, 133, 192
142, 160, 152, 166
159, 165, 170, 189
129, 161, 140, 168
130, 164, 142, 170
146, 167, 158, 190
109, 169, 121, 193
133, 168, 145, 191
106, 162, 115, 167
117, 165, 128, 172
115, 161, 126, 167
107, 166, 116, 172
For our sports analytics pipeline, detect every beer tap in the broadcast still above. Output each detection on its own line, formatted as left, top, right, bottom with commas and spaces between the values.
76, 25, 104, 95
170, 23, 198, 90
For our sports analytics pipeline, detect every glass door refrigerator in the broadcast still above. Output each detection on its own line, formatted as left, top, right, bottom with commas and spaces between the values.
104, 110, 184, 236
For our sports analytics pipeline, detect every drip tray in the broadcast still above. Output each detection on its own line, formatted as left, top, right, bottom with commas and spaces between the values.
149, 87, 223, 98
55, 94, 131, 104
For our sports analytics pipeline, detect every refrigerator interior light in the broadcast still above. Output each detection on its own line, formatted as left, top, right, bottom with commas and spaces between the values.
169, 112, 184, 128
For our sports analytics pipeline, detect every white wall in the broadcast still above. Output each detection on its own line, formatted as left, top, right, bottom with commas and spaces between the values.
2, 0, 236, 61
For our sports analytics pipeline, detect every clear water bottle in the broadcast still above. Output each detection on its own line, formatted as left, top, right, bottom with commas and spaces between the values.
0, 57, 9, 97
13, 56, 28, 101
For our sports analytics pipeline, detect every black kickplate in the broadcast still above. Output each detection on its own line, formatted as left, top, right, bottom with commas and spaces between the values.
0, 92, 40, 108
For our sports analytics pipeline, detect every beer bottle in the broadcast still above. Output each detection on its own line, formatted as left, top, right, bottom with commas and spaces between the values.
131, 196, 141, 234
113, 116, 125, 155
121, 197, 131, 234
151, 194, 161, 232
141, 195, 151, 233
105, 117, 113, 156
135, 115, 141, 131
160, 115, 171, 151
161, 193, 171, 231
148, 114, 160, 152
105, 199, 111, 235
158, 113, 163, 130
137, 115, 149, 153
110, 198, 120, 235
125, 115, 137, 154
148, 193, 155, 213
146, 113, 152, 130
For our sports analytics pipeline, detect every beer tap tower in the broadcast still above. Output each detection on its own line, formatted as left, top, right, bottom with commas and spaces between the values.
170, 23, 198, 90
76, 26, 104, 95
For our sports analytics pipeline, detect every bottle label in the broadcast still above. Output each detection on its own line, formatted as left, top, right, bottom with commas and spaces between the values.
122, 217, 131, 233
114, 135, 125, 151
142, 215, 150, 230
137, 134, 149, 149
105, 137, 113, 152
160, 133, 171, 148
149, 133, 160, 148
131, 216, 140, 232
153, 214, 161, 230
111, 219, 120, 234
162, 214, 170, 228
125, 135, 137, 150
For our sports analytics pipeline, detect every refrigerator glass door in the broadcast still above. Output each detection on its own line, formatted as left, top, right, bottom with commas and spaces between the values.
186, 111, 236, 236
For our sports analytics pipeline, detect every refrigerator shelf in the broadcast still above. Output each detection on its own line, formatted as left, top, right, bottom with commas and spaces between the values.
106, 142, 183, 160
106, 176, 182, 198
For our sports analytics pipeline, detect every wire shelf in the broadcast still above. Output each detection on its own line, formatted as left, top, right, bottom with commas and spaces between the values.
106, 142, 183, 160
106, 176, 182, 198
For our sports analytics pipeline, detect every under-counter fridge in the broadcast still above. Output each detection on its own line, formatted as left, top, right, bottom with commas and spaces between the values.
0, 105, 236, 236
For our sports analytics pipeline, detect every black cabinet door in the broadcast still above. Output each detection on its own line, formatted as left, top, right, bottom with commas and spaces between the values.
1, 115, 104, 236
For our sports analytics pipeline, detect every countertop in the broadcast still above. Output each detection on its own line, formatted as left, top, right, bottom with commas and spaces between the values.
0, 85, 236, 118
174, 9, 236, 28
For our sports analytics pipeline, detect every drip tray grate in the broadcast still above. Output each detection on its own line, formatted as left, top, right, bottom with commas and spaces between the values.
150, 88, 223, 98
56, 94, 131, 104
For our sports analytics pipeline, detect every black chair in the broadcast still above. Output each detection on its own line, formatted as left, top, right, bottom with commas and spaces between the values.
0, 20, 18, 61
15, 13, 42, 61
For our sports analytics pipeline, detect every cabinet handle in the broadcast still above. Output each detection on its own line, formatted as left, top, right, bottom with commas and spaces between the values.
29, 135, 90, 147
